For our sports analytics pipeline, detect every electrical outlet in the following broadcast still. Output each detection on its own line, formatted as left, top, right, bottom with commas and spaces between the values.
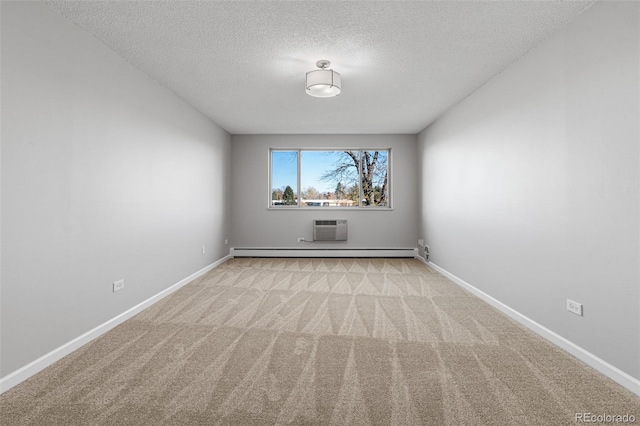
567, 299, 583, 316
424, 245, 431, 261
202, 245, 205, 255
297, 238, 304, 243
224, 239, 229, 245
113, 279, 124, 292
418, 239, 424, 246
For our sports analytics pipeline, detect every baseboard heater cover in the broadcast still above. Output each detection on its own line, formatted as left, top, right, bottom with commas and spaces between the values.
230, 248, 418, 258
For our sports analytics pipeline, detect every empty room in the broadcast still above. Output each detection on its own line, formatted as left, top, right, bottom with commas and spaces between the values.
1, 0, 639, 424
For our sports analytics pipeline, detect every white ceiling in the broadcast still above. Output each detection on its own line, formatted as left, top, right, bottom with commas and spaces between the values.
44, 1, 595, 135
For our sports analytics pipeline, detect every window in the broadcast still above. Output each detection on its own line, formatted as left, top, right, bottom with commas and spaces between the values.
270, 151, 298, 206
270, 149, 390, 208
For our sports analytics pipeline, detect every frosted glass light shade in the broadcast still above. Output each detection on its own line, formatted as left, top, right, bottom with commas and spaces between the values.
306, 69, 341, 98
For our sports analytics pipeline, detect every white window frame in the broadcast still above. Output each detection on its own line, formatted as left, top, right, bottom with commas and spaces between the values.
268, 148, 392, 210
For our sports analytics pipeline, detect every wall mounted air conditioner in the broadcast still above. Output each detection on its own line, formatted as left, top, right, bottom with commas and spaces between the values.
313, 220, 348, 241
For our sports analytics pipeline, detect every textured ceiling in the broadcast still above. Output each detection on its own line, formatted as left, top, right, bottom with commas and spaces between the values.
44, 1, 595, 135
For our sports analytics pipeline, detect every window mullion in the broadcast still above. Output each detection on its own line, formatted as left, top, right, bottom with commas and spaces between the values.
358, 150, 363, 207
297, 149, 301, 207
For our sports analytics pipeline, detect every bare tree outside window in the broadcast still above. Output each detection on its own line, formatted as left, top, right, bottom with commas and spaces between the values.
320, 150, 389, 207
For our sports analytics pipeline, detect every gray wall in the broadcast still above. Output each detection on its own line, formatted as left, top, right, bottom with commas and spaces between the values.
1, 2, 231, 377
417, 0, 639, 379
230, 134, 418, 249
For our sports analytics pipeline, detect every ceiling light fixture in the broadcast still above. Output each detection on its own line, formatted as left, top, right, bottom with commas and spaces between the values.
306, 60, 341, 98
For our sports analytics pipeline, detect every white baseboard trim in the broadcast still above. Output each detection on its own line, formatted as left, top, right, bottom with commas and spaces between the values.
231, 247, 418, 258
0, 255, 232, 395
416, 257, 640, 396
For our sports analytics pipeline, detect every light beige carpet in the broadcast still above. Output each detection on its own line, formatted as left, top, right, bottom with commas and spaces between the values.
1, 258, 638, 425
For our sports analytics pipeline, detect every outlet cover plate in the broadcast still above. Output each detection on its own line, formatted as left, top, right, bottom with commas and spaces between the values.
567, 299, 582, 316
113, 279, 125, 292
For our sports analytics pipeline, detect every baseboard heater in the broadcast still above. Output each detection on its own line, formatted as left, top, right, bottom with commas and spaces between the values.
230, 248, 418, 258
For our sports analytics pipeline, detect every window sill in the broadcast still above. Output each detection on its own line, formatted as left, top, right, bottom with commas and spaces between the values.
267, 206, 394, 211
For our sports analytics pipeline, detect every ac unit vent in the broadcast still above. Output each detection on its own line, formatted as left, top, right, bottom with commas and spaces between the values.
313, 219, 347, 241
316, 220, 337, 226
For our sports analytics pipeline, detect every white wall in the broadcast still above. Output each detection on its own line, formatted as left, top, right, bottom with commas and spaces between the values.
231, 134, 417, 249
417, 0, 639, 380
1, 1, 231, 377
